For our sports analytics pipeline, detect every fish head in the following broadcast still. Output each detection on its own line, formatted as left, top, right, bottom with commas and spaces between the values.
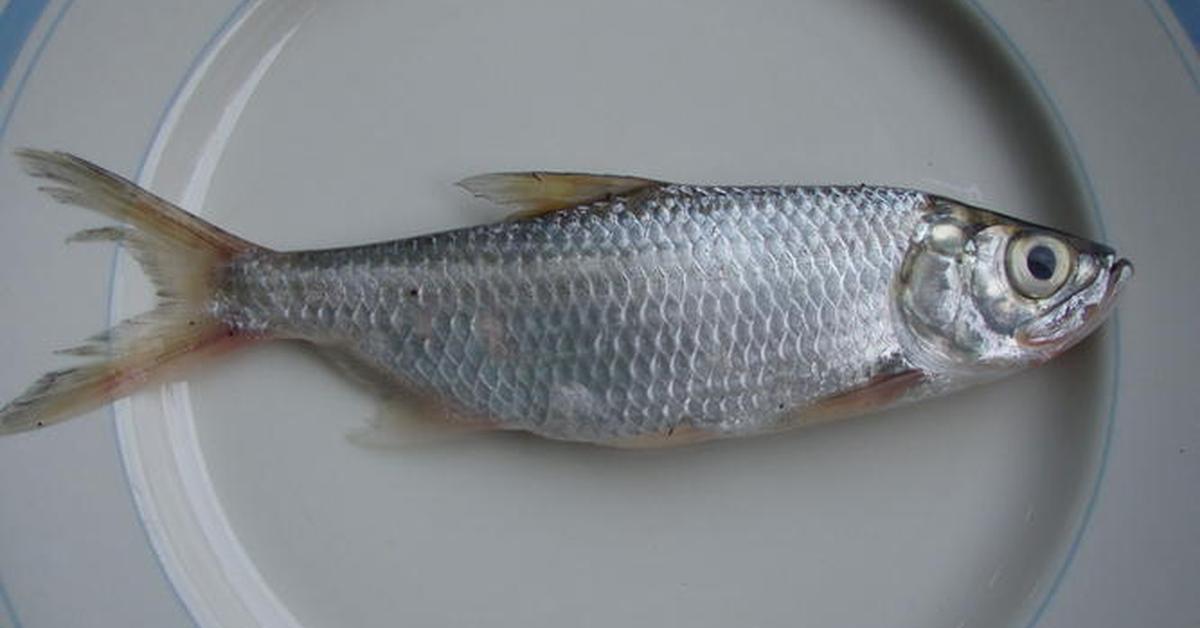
894, 198, 1132, 377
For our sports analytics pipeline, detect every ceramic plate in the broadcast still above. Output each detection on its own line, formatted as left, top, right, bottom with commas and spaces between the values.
1, 2, 1196, 627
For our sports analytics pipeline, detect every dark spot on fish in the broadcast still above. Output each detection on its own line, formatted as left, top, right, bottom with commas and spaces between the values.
408, 288, 420, 297
778, 403, 785, 410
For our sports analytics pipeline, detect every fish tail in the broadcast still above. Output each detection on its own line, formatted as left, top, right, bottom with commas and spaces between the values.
1, 149, 265, 435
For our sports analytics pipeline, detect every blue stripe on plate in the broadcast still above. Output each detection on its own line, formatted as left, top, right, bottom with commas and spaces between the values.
0, 0, 72, 142
0, 573, 24, 628
1155, 0, 1200, 91
0, 4, 54, 628
0, 0, 49, 89
1167, 0, 1200, 50
1, 3, 61, 626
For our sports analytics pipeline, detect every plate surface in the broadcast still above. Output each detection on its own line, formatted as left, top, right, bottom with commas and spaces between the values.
1, 2, 1197, 628
121, 2, 1109, 627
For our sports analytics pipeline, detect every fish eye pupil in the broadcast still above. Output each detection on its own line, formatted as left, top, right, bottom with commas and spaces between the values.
1026, 244, 1057, 281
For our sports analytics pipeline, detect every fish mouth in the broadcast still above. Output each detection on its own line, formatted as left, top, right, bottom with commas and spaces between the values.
1016, 257, 1133, 352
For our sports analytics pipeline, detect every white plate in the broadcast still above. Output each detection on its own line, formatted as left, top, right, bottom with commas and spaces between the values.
117, 2, 1119, 627
2, 2, 1197, 628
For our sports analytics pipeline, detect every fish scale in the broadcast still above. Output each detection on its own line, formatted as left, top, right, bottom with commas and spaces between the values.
214, 184, 928, 441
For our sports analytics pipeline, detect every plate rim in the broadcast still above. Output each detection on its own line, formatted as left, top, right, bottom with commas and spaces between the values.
0, 1, 1125, 627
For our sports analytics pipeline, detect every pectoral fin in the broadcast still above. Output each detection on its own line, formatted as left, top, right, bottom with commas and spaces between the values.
457, 171, 662, 219
792, 369, 926, 427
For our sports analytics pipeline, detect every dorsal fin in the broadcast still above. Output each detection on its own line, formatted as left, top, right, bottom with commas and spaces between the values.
456, 172, 662, 220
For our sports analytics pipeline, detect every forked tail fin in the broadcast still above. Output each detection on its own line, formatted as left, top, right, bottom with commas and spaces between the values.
0, 150, 266, 434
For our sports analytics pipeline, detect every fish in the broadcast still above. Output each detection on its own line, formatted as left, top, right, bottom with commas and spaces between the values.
0, 150, 1132, 446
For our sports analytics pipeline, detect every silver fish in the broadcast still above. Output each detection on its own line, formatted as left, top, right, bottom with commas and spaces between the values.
0, 151, 1131, 446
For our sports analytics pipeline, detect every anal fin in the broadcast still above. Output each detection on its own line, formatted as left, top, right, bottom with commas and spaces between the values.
346, 396, 499, 449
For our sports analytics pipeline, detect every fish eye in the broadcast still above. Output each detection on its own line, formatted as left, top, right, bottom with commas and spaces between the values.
1007, 233, 1074, 299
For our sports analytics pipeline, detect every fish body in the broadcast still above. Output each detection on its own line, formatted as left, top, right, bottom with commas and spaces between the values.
0, 152, 1132, 446
220, 185, 925, 443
